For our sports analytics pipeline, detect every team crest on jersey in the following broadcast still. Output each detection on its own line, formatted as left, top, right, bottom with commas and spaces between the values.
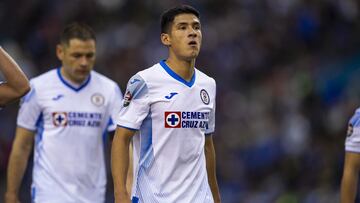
200, 89, 210, 105
91, 93, 105, 107
52, 112, 68, 127
165, 112, 181, 128
123, 90, 133, 107
347, 123, 354, 137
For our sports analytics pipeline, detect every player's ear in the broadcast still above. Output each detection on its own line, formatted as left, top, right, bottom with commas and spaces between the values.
161, 33, 171, 46
56, 44, 64, 61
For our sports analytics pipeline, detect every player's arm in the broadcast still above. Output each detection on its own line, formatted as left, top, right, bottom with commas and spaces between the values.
111, 126, 135, 203
109, 129, 133, 194
341, 151, 360, 203
0, 47, 30, 106
205, 134, 221, 203
126, 141, 133, 196
5, 127, 35, 203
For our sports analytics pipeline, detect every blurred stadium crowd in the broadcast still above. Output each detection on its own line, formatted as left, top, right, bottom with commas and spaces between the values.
1, 0, 360, 202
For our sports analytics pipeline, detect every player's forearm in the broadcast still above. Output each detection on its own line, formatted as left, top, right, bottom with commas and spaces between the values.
111, 129, 132, 199
205, 136, 221, 203
341, 168, 358, 203
6, 142, 32, 196
0, 47, 30, 96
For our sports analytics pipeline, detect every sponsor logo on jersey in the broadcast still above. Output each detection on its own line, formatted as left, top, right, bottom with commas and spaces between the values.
130, 78, 140, 84
52, 112, 68, 126
200, 89, 210, 105
91, 93, 105, 107
165, 111, 210, 129
165, 112, 181, 128
165, 92, 178, 99
123, 90, 132, 107
52, 94, 64, 101
52, 111, 103, 127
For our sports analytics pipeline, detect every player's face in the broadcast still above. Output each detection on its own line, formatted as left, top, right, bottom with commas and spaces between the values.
164, 13, 202, 60
57, 38, 96, 84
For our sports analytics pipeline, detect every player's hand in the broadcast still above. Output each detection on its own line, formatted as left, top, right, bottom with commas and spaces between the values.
4, 192, 21, 203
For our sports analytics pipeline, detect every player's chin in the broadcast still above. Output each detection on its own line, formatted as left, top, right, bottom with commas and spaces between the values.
188, 51, 199, 58
75, 74, 90, 82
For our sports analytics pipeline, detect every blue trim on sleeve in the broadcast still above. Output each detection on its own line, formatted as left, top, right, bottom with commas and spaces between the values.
117, 125, 138, 131
57, 68, 91, 92
31, 186, 36, 202
35, 113, 44, 142
159, 60, 196, 87
132, 196, 139, 203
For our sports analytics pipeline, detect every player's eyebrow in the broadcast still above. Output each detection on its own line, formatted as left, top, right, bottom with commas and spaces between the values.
175, 21, 201, 27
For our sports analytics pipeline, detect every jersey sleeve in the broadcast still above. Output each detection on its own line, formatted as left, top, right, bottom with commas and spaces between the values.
205, 79, 216, 135
17, 83, 42, 131
116, 74, 150, 130
345, 109, 360, 153
106, 84, 123, 132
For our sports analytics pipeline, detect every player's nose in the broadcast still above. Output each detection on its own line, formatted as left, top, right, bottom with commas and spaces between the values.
79, 56, 89, 66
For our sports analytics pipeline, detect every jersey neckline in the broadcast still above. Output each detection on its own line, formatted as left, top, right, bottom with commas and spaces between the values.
57, 68, 91, 92
159, 60, 196, 88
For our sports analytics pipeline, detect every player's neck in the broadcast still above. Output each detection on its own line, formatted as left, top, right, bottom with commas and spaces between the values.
165, 57, 195, 82
60, 68, 85, 87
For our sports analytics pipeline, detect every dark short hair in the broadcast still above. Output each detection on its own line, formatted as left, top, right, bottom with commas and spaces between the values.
60, 22, 96, 45
160, 5, 200, 34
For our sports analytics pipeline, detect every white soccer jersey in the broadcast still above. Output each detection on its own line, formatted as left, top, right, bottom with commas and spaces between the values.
345, 108, 360, 153
117, 60, 216, 203
17, 68, 122, 203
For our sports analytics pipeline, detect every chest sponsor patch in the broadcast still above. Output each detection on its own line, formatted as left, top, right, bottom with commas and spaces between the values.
52, 111, 103, 127
164, 111, 210, 129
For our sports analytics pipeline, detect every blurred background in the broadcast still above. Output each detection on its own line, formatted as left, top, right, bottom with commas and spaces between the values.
1, 0, 360, 202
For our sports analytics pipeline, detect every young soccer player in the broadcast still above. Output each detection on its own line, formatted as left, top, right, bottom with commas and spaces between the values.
111, 5, 221, 203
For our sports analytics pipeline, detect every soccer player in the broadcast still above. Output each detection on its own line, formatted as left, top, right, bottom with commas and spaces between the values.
341, 109, 360, 203
111, 5, 221, 203
5, 22, 126, 203
0, 46, 30, 106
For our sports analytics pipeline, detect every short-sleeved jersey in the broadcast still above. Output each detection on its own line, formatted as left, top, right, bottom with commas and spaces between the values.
116, 60, 216, 203
345, 108, 360, 152
17, 68, 122, 203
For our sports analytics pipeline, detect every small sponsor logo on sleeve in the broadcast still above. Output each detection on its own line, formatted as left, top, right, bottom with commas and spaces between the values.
123, 90, 133, 107
347, 123, 354, 137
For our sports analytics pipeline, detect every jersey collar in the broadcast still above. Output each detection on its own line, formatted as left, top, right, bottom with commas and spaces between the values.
160, 60, 196, 88
57, 68, 91, 92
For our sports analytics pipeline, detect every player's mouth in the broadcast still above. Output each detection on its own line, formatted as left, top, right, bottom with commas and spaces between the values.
76, 69, 90, 75
188, 41, 197, 46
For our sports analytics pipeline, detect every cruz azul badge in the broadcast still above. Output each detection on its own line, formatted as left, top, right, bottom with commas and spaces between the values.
200, 89, 210, 105
91, 93, 105, 107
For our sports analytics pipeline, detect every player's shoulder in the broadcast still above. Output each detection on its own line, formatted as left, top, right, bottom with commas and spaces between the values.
91, 70, 119, 87
30, 69, 58, 88
136, 63, 163, 80
195, 68, 216, 86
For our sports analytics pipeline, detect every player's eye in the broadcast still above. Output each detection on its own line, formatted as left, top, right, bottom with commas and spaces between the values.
72, 54, 82, 58
86, 53, 94, 58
